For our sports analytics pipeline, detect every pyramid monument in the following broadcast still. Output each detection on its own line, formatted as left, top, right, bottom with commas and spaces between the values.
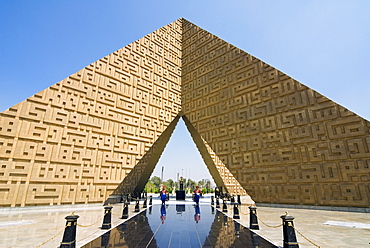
0, 18, 369, 208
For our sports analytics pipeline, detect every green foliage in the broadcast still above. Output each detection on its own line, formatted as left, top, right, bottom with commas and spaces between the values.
150, 176, 161, 188
145, 181, 159, 193
144, 176, 214, 193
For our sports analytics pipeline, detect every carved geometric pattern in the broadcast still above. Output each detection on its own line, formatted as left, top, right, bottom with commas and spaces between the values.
181, 19, 370, 207
110, 116, 180, 197
1, 18, 369, 208
202, 138, 247, 196
0, 20, 182, 207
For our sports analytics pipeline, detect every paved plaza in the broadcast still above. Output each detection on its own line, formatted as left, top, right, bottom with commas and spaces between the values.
0, 194, 369, 247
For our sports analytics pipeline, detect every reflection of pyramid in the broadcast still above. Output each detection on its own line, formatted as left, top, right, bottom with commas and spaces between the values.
0, 18, 369, 208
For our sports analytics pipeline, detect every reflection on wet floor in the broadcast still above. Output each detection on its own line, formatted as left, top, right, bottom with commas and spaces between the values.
82, 204, 277, 248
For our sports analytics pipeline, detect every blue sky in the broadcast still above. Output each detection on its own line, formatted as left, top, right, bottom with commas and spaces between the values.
1, 1, 369, 183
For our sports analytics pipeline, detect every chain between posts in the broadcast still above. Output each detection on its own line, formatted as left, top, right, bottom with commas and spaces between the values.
77, 212, 107, 228
35, 225, 67, 248
257, 216, 283, 228
237, 207, 250, 216
288, 223, 321, 248
35, 208, 116, 247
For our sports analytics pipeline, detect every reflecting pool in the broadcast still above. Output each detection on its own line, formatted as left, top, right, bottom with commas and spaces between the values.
82, 204, 278, 248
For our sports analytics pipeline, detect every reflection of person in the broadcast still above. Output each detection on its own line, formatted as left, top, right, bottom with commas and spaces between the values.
193, 186, 201, 205
194, 205, 201, 223
160, 205, 166, 224
160, 186, 167, 205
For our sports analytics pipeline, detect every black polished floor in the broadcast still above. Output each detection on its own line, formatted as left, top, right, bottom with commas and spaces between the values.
82, 204, 278, 248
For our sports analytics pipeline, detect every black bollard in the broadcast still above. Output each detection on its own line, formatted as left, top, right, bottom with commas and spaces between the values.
60, 214, 79, 248
101, 206, 113, 229
149, 195, 152, 205
216, 198, 220, 208
211, 206, 215, 214
149, 206, 152, 215
121, 203, 129, 219
237, 195, 241, 205
233, 205, 240, 219
231, 196, 235, 204
281, 214, 299, 248
211, 196, 214, 205
134, 199, 140, 212
143, 198, 147, 208
249, 206, 259, 230
222, 200, 228, 213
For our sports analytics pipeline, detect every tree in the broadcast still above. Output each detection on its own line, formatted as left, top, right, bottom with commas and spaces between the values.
150, 176, 161, 188
165, 179, 174, 189
187, 178, 196, 190
145, 181, 159, 193
197, 179, 206, 188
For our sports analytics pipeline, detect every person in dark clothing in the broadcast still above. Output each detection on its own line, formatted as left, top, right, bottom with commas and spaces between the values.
193, 186, 201, 205
160, 186, 167, 205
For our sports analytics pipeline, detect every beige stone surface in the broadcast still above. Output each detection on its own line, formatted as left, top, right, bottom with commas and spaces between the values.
223, 203, 370, 248
0, 18, 369, 208
0, 20, 182, 207
181, 19, 370, 207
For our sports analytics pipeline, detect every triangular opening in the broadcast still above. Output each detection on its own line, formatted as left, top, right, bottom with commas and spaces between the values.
151, 117, 215, 187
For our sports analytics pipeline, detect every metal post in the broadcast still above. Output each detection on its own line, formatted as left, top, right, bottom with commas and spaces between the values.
222, 199, 228, 213
143, 198, 147, 208
121, 203, 129, 219
249, 206, 259, 230
216, 197, 220, 208
281, 214, 299, 248
233, 205, 240, 219
60, 214, 79, 248
134, 199, 140, 212
101, 206, 113, 230
237, 195, 241, 205
211, 195, 214, 205
149, 195, 152, 205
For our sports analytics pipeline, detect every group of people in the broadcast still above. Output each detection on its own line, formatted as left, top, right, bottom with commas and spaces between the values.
159, 185, 202, 204
159, 185, 202, 224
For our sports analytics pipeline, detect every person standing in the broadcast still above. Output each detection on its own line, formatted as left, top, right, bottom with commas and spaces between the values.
160, 186, 167, 205
193, 186, 201, 205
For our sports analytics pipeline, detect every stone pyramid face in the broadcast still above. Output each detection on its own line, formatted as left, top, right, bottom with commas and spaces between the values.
0, 18, 369, 208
